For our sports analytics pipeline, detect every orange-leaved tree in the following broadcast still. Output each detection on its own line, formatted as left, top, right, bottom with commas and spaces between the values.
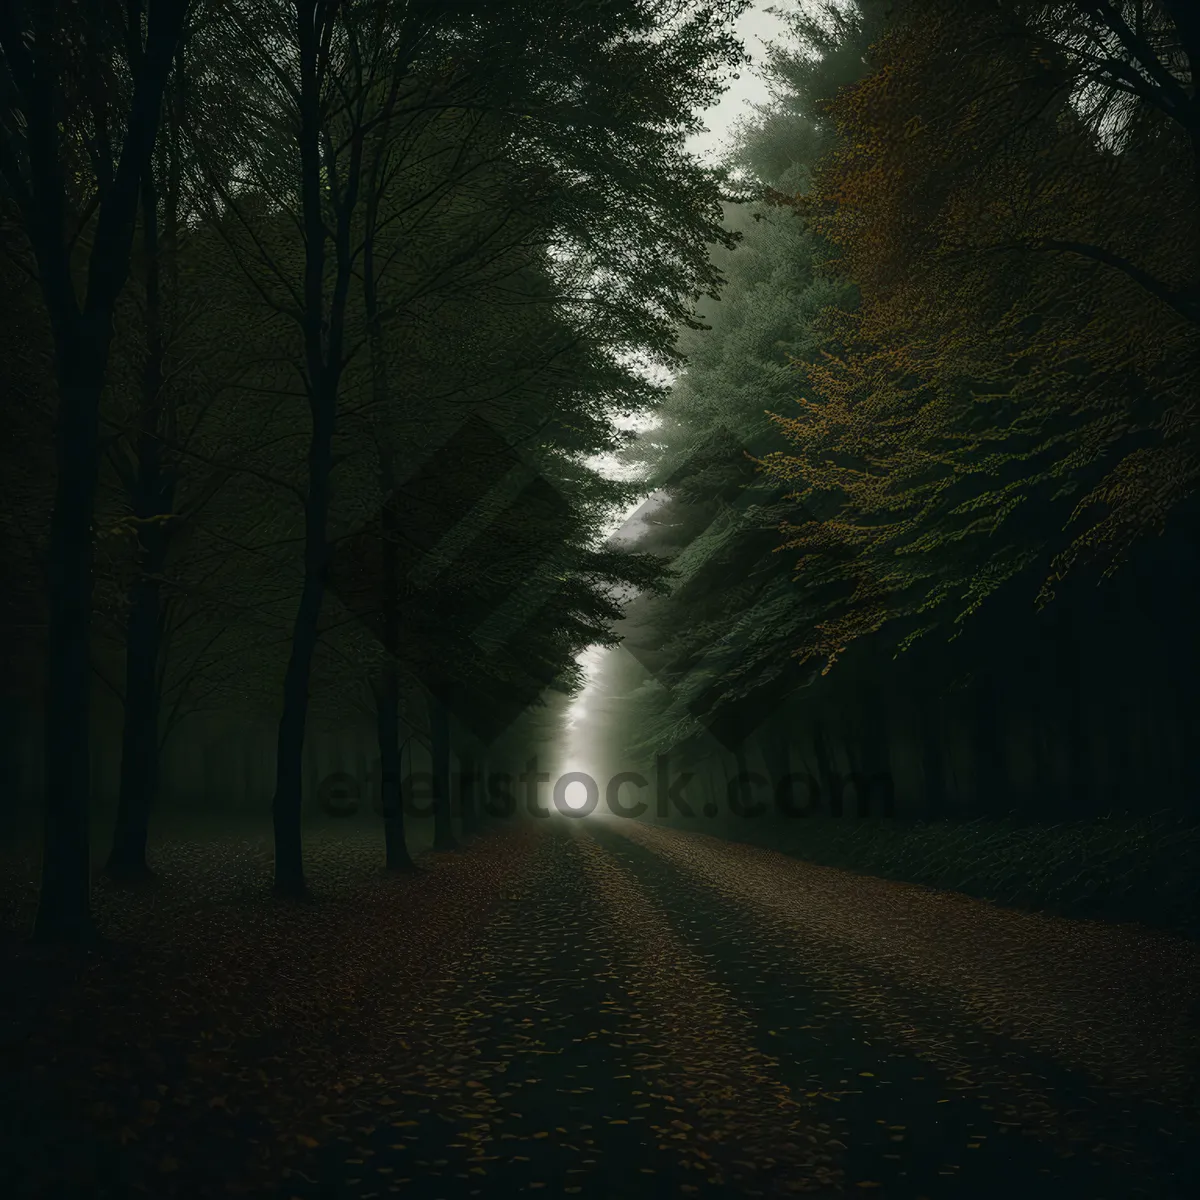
759, 0, 1200, 671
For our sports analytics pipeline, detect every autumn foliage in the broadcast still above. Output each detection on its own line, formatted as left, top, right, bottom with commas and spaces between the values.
759, 0, 1200, 669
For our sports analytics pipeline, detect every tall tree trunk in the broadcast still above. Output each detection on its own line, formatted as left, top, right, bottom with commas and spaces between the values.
271, 490, 329, 896
270, 406, 333, 895
35, 349, 106, 943
971, 674, 1007, 816
1052, 612, 1089, 818
1029, 681, 1053, 815
730, 739, 764, 822
375, 470, 413, 872
459, 750, 478, 838
704, 764, 719, 823
108, 164, 174, 881
1105, 679, 1133, 816
9, 0, 191, 942
920, 690, 948, 819
760, 719, 790, 819
376, 660, 413, 871
430, 695, 457, 850
271, 1, 363, 896
108, 563, 163, 879
858, 665, 892, 816
475, 752, 488, 828
363, 173, 412, 869
811, 718, 838, 817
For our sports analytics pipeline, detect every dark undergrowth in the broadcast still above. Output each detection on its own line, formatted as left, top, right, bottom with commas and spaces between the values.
662, 811, 1200, 940
0, 824, 532, 1199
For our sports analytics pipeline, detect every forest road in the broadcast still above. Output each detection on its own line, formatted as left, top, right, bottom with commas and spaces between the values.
283, 816, 1200, 1200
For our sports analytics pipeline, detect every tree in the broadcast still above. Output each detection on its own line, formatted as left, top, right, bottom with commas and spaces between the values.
1, 0, 193, 941
200, 0, 748, 892
759, 0, 1200, 671
610, 1, 884, 762
102, 48, 196, 879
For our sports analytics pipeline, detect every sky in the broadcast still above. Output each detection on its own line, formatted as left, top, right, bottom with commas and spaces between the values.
685, 2, 793, 165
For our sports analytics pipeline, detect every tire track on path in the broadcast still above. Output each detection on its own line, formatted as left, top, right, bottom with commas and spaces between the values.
594, 815, 1200, 1199
280, 820, 844, 1199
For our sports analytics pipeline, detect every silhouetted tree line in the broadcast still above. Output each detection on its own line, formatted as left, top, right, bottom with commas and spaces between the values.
0, 0, 750, 940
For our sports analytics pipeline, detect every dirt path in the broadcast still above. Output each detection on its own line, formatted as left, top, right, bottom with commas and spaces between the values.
277, 817, 1200, 1199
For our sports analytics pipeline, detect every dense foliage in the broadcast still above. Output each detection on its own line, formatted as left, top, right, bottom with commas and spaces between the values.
0, 0, 749, 933
601, 0, 1200, 833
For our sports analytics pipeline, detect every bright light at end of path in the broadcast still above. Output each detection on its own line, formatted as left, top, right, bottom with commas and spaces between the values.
562, 779, 591, 811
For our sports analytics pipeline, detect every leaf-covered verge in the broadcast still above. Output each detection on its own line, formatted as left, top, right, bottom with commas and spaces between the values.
0, 824, 536, 1198
667, 811, 1200, 940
